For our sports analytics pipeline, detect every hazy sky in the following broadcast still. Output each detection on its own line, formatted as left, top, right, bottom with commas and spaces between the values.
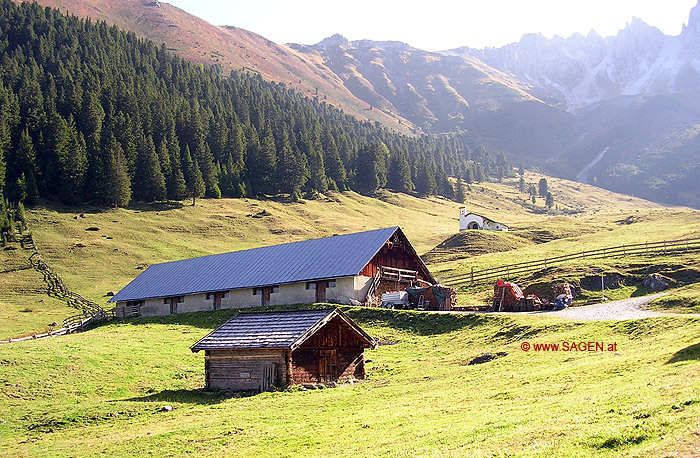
163, 0, 698, 50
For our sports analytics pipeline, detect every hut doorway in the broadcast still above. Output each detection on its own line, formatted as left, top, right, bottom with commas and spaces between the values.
261, 287, 271, 306
213, 292, 222, 311
319, 349, 337, 382
261, 363, 277, 391
315, 281, 328, 303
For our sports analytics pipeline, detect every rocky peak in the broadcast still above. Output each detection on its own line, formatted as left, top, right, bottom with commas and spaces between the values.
315, 34, 351, 49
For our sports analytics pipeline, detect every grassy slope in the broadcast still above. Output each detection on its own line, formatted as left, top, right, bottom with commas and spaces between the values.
0, 245, 74, 339
5, 171, 698, 337
1, 308, 700, 457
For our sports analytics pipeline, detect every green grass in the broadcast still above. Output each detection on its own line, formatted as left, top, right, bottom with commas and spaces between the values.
648, 285, 700, 314
3, 174, 698, 337
0, 244, 76, 340
1, 308, 700, 457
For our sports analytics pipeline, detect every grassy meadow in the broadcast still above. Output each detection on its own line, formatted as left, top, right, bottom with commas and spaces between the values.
2, 172, 700, 339
1, 308, 700, 457
2, 173, 700, 456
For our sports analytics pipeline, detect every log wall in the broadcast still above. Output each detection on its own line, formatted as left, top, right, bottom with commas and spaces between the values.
291, 315, 367, 384
204, 349, 286, 391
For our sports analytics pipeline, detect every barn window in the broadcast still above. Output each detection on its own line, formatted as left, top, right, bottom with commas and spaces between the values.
163, 296, 185, 304
272, 285, 280, 293
306, 282, 316, 290
206, 293, 212, 300
328, 279, 337, 288
223, 291, 229, 298
253, 288, 260, 296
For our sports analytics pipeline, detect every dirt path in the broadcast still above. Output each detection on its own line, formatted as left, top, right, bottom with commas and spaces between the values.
532, 294, 700, 321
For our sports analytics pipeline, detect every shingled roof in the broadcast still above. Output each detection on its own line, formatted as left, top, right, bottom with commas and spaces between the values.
110, 227, 424, 303
190, 308, 376, 352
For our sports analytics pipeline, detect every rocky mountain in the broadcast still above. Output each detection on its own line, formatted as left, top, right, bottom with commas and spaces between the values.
455, 4, 700, 112
11, 0, 700, 208
291, 35, 548, 133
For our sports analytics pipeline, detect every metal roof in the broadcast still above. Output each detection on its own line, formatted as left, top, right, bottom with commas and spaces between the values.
109, 227, 401, 303
190, 308, 375, 351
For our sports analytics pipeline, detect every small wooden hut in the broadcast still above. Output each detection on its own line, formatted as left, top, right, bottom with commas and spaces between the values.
190, 308, 376, 391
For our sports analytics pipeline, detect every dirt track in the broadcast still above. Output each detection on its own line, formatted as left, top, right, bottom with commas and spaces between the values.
530, 293, 700, 321
546, 294, 670, 320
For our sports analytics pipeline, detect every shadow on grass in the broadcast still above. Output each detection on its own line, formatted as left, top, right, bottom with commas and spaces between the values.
121, 388, 257, 405
31, 198, 185, 215
343, 307, 509, 336
127, 201, 185, 212
667, 342, 700, 364
107, 304, 510, 335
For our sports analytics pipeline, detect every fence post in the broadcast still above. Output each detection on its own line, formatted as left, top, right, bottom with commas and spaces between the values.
470, 267, 474, 285
686, 239, 690, 251
664, 241, 667, 254
544, 258, 547, 269
623, 245, 626, 256
646, 242, 648, 255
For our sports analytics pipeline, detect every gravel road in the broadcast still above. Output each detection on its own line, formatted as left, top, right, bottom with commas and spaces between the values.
546, 294, 670, 321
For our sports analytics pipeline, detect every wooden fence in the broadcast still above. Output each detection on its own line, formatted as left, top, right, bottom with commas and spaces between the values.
441, 238, 700, 287
0, 237, 115, 344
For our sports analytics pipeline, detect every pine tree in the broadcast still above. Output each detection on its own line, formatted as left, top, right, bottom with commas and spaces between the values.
276, 129, 308, 196
104, 134, 131, 207
307, 148, 328, 194
134, 135, 167, 202
58, 116, 87, 205
436, 167, 454, 199
546, 191, 554, 210
322, 129, 346, 190
455, 177, 466, 203
519, 176, 526, 193
538, 178, 549, 197
474, 165, 485, 183
387, 152, 413, 193
414, 161, 437, 197
183, 145, 205, 205
13, 128, 39, 204
464, 167, 474, 184
518, 163, 524, 176
354, 141, 388, 194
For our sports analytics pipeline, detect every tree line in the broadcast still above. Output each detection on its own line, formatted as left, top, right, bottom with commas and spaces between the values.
0, 0, 509, 236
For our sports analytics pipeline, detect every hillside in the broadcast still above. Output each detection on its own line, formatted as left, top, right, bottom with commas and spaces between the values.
290, 36, 551, 133
14, 0, 413, 132
14, 0, 700, 208
0, 168, 669, 340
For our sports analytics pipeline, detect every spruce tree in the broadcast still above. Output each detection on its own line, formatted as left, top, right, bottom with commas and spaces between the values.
307, 149, 328, 194
58, 116, 87, 205
183, 145, 205, 205
546, 191, 554, 210
464, 167, 474, 184
276, 129, 308, 196
104, 134, 131, 207
538, 178, 549, 197
354, 141, 388, 194
414, 161, 437, 197
388, 152, 413, 194
455, 177, 466, 203
322, 129, 346, 190
134, 135, 167, 202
